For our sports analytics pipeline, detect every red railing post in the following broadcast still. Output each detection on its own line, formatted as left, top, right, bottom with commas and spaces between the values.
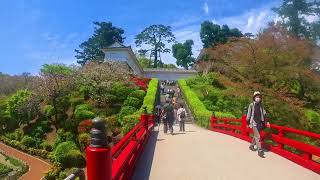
210, 116, 217, 130
278, 128, 284, 149
86, 118, 112, 180
241, 115, 248, 137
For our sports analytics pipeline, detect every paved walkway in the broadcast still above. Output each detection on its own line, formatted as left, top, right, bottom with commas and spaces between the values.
133, 123, 320, 180
0, 142, 51, 180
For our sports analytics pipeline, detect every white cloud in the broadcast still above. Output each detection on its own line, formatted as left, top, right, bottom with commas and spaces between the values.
217, 8, 277, 34
203, 2, 209, 15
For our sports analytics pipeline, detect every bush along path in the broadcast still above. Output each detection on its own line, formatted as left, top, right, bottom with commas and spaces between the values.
0, 142, 51, 180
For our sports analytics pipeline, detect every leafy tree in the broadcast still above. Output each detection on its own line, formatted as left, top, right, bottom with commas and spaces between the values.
77, 62, 131, 114
39, 64, 73, 130
273, 0, 320, 42
137, 56, 153, 68
135, 24, 176, 68
75, 21, 125, 65
6, 90, 38, 125
200, 21, 243, 48
172, 40, 195, 69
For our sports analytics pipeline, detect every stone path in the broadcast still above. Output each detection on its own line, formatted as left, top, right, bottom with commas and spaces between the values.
0, 142, 51, 180
133, 123, 320, 180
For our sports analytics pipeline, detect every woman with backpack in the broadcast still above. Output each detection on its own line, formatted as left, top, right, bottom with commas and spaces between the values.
246, 91, 270, 158
177, 104, 186, 132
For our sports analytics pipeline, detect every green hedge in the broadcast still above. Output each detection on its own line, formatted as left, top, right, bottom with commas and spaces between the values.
178, 79, 212, 128
139, 78, 159, 114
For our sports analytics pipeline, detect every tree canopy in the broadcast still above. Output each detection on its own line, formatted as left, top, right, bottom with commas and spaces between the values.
200, 21, 243, 48
75, 21, 125, 65
273, 0, 320, 43
135, 24, 176, 68
172, 40, 195, 69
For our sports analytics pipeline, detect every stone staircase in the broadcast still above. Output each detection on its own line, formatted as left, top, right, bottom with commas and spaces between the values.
160, 83, 194, 124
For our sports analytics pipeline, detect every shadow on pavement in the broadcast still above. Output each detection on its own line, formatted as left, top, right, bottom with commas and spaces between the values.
132, 130, 159, 180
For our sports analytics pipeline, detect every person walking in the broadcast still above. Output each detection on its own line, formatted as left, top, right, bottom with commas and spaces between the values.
176, 87, 181, 98
177, 104, 186, 132
173, 102, 179, 125
162, 99, 175, 135
160, 83, 165, 94
246, 91, 270, 158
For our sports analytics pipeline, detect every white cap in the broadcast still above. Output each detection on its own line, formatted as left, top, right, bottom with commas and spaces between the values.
253, 91, 261, 97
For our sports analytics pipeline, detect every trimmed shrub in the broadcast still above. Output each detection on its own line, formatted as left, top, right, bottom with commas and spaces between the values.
139, 78, 159, 114
78, 133, 90, 150
21, 136, 36, 148
178, 79, 212, 128
128, 90, 146, 100
40, 141, 53, 152
74, 104, 95, 121
122, 114, 140, 134
54, 141, 85, 168
119, 106, 137, 124
123, 97, 142, 109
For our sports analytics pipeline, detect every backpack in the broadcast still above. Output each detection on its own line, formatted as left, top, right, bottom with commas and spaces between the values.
180, 109, 186, 119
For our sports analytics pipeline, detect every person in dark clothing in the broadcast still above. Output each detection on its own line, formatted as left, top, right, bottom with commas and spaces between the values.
162, 99, 175, 135
246, 91, 270, 158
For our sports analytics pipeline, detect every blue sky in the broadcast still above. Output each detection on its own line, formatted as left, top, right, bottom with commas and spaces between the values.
0, 0, 282, 75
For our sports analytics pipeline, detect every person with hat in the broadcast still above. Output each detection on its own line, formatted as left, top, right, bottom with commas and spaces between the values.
246, 91, 270, 157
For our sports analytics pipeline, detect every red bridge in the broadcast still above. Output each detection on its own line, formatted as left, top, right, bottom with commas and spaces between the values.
82, 112, 320, 180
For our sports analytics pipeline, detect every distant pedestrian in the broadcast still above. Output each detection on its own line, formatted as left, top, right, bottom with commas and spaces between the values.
173, 102, 179, 124
177, 104, 186, 132
162, 99, 174, 134
176, 87, 181, 98
160, 83, 165, 94
246, 91, 270, 158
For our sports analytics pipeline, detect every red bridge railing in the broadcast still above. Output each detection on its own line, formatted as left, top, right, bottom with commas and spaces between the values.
210, 115, 320, 174
86, 113, 155, 180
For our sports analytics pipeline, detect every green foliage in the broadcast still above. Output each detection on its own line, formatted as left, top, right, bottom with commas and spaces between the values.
54, 141, 85, 168
53, 129, 75, 149
135, 25, 176, 67
21, 135, 36, 147
128, 90, 146, 100
75, 21, 125, 65
272, 0, 320, 42
139, 78, 159, 114
6, 90, 33, 125
123, 97, 142, 109
200, 21, 242, 48
40, 64, 72, 76
172, 40, 195, 69
305, 109, 320, 133
178, 79, 212, 128
41, 141, 53, 152
137, 56, 153, 68
0, 163, 12, 177
110, 82, 135, 103
122, 114, 140, 134
78, 133, 90, 150
119, 106, 137, 125
44, 105, 55, 118
74, 104, 95, 121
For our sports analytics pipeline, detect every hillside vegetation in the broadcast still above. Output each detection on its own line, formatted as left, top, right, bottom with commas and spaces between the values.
195, 24, 320, 134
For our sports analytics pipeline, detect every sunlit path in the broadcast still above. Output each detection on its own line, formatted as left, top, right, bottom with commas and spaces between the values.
133, 123, 319, 180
